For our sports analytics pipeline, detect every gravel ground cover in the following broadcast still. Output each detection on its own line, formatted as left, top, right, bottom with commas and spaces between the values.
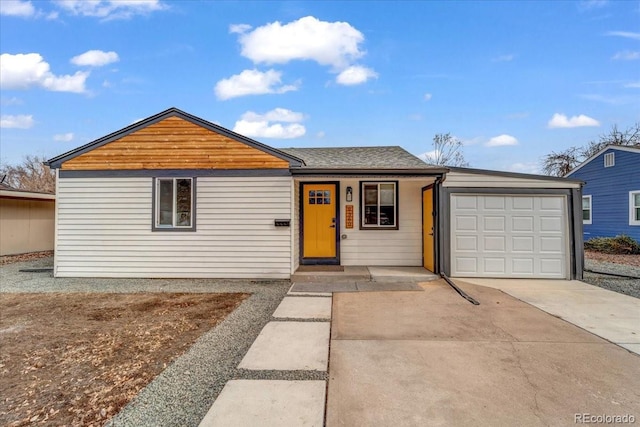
583, 255, 640, 299
0, 257, 325, 427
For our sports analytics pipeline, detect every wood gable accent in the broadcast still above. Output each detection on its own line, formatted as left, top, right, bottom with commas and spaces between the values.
61, 116, 290, 170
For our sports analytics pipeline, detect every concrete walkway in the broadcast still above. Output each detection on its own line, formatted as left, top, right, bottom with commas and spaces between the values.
458, 278, 640, 355
199, 293, 331, 427
327, 279, 640, 426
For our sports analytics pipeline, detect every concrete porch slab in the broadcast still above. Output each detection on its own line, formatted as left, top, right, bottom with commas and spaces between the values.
272, 296, 332, 320
458, 278, 640, 354
368, 266, 439, 282
238, 321, 330, 371
199, 380, 326, 427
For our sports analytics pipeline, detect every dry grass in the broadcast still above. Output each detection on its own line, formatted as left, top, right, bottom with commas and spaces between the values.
0, 292, 248, 426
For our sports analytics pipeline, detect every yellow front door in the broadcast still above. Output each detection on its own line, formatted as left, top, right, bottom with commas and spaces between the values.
303, 184, 337, 258
423, 187, 435, 272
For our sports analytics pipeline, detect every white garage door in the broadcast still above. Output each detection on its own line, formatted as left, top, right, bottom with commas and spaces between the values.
450, 194, 568, 278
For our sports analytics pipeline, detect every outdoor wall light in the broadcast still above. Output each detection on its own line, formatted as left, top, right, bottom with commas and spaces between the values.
346, 186, 353, 202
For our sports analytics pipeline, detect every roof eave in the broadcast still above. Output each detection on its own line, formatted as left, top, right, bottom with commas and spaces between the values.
290, 167, 449, 176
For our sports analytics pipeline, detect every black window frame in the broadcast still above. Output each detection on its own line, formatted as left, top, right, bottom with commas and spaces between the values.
359, 180, 399, 230
152, 177, 197, 232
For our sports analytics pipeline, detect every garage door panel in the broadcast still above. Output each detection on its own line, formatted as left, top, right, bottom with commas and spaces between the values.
455, 196, 477, 210
455, 216, 477, 231
484, 196, 506, 210
483, 216, 505, 231
455, 235, 477, 251
456, 257, 477, 273
484, 258, 506, 273
540, 236, 562, 252
512, 197, 533, 210
512, 258, 534, 275
451, 195, 568, 279
483, 236, 505, 252
540, 217, 562, 232
512, 236, 534, 252
512, 216, 534, 232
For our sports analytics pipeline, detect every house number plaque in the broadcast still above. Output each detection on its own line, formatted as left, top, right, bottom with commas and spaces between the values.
345, 205, 354, 229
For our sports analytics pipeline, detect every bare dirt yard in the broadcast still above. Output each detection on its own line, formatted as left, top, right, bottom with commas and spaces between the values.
0, 292, 249, 427
585, 250, 640, 267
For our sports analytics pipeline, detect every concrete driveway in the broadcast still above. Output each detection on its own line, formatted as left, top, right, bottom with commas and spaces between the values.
327, 279, 640, 426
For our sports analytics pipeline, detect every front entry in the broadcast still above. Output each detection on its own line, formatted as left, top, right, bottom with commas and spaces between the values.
302, 183, 338, 264
422, 186, 435, 272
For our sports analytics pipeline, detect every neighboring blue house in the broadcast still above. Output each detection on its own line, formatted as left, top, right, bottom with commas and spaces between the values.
566, 145, 640, 242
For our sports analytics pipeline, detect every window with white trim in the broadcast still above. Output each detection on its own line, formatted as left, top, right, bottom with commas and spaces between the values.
604, 152, 615, 167
154, 178, 195, 231
582, 195, 592, 225
361, 181, 398, 229
630, 191, 640, 226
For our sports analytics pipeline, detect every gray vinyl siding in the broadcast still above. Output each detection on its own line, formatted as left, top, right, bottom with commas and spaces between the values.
55, 176, 292, 278
444, 171, 581, 189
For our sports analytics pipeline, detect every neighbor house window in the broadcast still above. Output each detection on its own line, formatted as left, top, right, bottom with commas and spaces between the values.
361, 181, 398, 229
604, 152, 615, 168
154, 178, 195, 231
630, 191, 640, 226
582, 195, 592, 225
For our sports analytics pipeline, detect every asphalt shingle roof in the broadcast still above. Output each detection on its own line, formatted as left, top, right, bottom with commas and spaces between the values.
280, 146, 434, 169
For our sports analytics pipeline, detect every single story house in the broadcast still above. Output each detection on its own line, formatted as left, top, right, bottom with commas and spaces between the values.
565, 145, 640, 241
45, 108, 584, 279
0, 183, 56, 256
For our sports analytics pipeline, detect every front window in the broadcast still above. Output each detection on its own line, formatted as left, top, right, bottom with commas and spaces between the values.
361, 181, 398, 229
630, 191, 640, 226
154, 178, 195, 231
582, 195, 592, 225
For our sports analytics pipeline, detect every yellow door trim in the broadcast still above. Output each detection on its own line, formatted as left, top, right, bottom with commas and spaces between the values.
423, 186, 435, 272
301, 182, 339, 264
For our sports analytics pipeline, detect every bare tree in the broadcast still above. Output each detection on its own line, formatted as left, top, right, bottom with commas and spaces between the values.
424, 133, 469, 167
0, 155, 55, 193
542, 123, 640, 177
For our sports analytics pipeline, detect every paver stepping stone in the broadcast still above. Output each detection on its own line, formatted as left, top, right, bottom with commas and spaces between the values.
273, 296, 332, 319
238, 321, 330, 371
199, 380, 326, 427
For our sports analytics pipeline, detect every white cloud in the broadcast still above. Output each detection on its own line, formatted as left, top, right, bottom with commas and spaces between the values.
53, 132, 74, 142
233, 108, 306, 139
423, 93, 432, 101
508, 162, 540, 174
419, 149, 440, 163
0, 97, 24, 106
336, 65, 378, 85
0, 53, 89, 93
55, 0, 166, 20
408, 113, 423, 121
579, 0, 608, 10
1, 114, 34, 129
71, 50, 119, 67
547, 113, 600, 128
625, 81, 640, 88
612, 51, 640, 60
241, 108, 304, 123
605, 31, 640, 41
237, 16, 366, 70
0, 0, 35, 17
486, 134, 519, 147
316, 131, 325, 138
214, 69, 298, 100
492, 54, 515, 62
229, 23, 252, 34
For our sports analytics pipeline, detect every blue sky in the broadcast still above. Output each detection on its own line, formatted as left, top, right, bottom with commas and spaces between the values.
1, 0, 639, 173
